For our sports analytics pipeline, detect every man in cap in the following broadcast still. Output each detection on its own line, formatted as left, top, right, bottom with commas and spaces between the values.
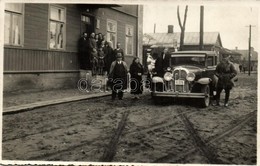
114, 42, 125, 61
109, 53, 128, 100
215, 54, 237, 107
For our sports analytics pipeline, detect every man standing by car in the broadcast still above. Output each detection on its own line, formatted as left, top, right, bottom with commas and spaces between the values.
155, 47, 171, 77
215, 54, 237, 107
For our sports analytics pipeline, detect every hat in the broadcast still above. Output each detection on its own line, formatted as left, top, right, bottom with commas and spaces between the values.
116, 53, 122, 58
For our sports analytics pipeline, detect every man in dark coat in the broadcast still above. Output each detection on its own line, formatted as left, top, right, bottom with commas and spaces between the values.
78, 32, 89, 70
155, 47, 171, 77
114, 42, 125, 61
215, 54, 237, 107
104, 41, 116, 74
109, 53, 128, 100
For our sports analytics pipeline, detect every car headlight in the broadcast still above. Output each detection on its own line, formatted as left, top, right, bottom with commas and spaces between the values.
186, 72, 195, 82
164, 72, 173, 81
166, 67, 171, 71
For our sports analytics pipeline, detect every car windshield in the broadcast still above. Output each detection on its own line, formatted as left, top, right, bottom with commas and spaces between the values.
171, 54, 206, 66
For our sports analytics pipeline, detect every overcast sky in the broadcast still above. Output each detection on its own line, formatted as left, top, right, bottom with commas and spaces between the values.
143, 3, 258, 52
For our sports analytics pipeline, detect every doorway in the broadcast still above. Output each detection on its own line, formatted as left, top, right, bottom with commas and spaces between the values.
81, 14, 94, 36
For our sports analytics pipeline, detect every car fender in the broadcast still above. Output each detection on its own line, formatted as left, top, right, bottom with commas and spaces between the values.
152, 76, 164, 83
197, 78, 212, 85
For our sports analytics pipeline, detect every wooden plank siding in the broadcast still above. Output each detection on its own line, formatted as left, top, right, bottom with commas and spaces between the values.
24, 4, 49, 49
66, 4, 82, 52
95, 7, 138, 57
4, 48, 79, 72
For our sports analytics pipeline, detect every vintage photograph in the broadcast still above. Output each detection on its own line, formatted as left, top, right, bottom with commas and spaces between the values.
1, 0, 258, 165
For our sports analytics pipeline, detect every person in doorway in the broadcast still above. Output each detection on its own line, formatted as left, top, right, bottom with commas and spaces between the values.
109, 53, 128, 100
78, 32, 89, 70
130, 57, 144, 99
215, 54, 237, 107
114, 42, 125, 61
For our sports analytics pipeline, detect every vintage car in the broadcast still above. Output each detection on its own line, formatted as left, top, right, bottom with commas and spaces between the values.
151, 51, 219, 107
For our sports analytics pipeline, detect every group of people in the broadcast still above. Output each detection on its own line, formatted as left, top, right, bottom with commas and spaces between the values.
79, 34, 237, 106
78, 32, 144, 100
78, 32, 124, 76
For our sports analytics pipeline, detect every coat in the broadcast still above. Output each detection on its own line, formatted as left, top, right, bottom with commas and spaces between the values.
78, 37, 90, 69
215, 61, 237, 89
109, 61, 128, 90
155, 52, 170, 77
104, 46, 116, 73
130, 62, 144, 94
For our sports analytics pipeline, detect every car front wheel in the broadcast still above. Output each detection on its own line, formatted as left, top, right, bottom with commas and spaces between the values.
199, 85, 210, 108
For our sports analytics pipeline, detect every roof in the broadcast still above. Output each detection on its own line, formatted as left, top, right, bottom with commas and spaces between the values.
171, 50, 217, 55
213, 46, 242, 56
231, 49, 258, 61
143, 32, 222, 47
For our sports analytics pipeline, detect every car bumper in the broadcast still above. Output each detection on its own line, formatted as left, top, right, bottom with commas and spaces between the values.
151, 91, 206, 98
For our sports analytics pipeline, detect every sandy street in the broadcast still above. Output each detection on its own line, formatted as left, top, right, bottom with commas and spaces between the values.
2, 73, 257, 164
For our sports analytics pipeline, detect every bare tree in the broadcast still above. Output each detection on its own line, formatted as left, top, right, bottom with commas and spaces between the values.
177, 5, 188, 51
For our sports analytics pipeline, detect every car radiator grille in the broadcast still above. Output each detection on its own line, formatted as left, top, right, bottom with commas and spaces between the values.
172, 69, 189, 93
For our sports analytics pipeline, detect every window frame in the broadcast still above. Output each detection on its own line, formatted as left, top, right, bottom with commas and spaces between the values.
4, 3, 24, 47
48, 4, 66, 50
125, 24, 134, 56
106, 19, 117, 49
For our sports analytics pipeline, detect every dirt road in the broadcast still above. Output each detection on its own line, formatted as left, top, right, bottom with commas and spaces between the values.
2, 73, 257, 164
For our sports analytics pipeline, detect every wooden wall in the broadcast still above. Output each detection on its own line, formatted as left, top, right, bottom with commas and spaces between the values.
4, 48, 78, 72
4, 4, 140, 72
95, 7, 137, 56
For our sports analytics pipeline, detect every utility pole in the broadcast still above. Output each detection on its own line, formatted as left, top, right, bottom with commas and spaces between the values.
199, 6, 204, 50
247, 24, 256, 76
248, 25, 251, 76
154, 23, 156, 33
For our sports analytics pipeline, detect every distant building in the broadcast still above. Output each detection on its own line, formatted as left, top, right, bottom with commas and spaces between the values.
143, 25, 223, 51
231, 47, 258, 71
4, 3, 143, 92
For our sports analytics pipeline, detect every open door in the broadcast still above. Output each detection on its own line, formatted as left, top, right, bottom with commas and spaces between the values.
81, 14, 94, 35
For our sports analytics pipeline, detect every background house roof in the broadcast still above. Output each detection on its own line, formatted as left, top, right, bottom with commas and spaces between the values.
231, 49, 258, 61
143, 32, 222, 47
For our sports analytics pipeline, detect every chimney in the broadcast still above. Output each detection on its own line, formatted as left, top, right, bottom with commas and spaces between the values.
168, 25, 174, 33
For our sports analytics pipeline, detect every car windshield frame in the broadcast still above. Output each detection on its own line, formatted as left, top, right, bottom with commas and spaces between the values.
170, 53, 207, 67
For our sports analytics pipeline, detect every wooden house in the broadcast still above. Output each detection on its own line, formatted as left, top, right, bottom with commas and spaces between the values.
3, 3, 143, 92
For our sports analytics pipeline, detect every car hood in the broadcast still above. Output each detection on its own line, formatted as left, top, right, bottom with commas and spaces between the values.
173, 65, 205, 73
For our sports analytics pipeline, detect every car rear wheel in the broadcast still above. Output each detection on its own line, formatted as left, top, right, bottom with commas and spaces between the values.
199, 85, 210, 108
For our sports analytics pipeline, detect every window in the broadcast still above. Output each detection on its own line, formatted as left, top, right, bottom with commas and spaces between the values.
125, 25, 134, 55
96, 19, 100, 29
4, 3, 23, 46
81, 15, 90, 24
106, 19, 117, 49
49, 5, 66, 50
